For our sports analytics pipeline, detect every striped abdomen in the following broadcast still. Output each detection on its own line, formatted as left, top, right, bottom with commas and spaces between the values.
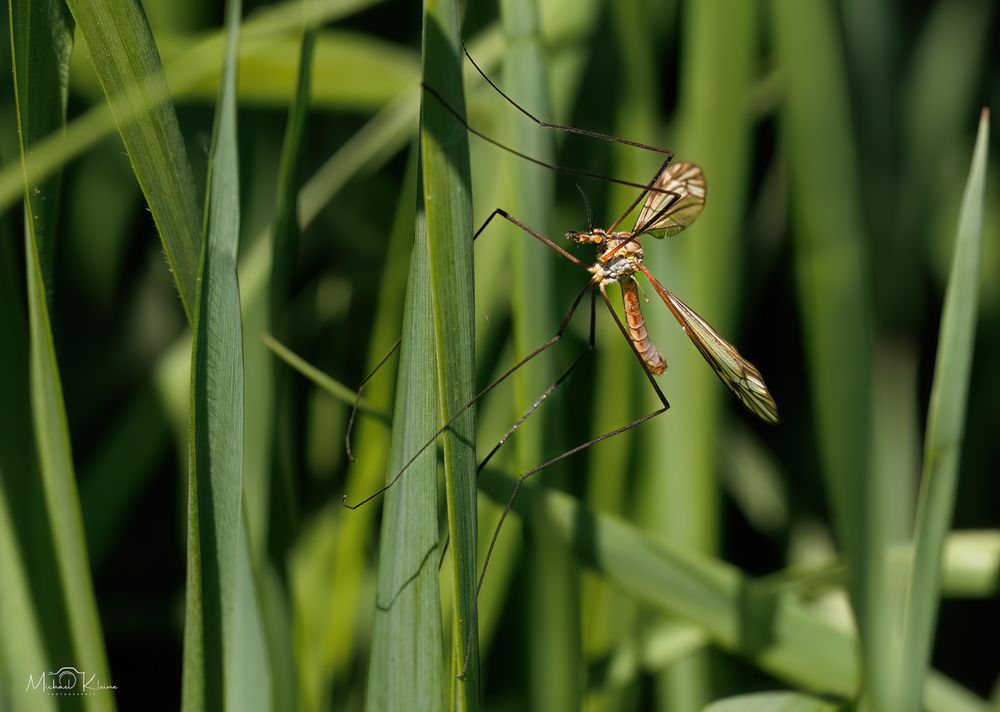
621, 277, 666, 375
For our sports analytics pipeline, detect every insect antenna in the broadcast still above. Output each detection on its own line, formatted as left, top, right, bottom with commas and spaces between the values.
461, 40, 673, 158
422, 82, 673, 196
574, 182, 595, 231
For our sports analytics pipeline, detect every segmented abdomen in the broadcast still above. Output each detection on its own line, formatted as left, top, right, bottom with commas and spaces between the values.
621, 277, 666, 375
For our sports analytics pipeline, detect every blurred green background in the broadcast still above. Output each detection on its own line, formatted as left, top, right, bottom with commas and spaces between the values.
0, 0, 997, 710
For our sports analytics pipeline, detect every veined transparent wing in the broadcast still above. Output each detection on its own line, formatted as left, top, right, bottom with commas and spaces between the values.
640, 266, 779, 424
633, 161, 706, 238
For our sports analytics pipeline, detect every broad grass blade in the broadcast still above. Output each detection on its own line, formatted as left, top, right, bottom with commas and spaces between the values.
182, 2, 270, 709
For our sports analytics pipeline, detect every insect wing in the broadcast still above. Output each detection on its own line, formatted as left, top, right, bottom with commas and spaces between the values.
633, 161, 706, 238
642, 269, 778, 423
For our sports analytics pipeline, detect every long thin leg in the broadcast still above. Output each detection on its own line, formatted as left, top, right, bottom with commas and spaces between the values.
342, 208, 599, 509
422, 83, 673, 197
344, 206, 592, 459
345, 337, 400, 461
461, 40, 673, 158
343, 277, 592, 510
458, 284, 672, 678
438, 289, 599, 568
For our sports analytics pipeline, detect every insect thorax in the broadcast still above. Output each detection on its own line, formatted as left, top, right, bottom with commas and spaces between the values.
593, 231, 643, 285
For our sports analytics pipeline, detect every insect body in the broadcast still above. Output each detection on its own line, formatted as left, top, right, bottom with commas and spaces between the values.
568, 161, 779, 424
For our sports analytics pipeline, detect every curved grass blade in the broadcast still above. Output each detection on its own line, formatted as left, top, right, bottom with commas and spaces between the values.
420, 0, 478, 703
7, 0, 113, 707
63, 0, 203, 323
898, 109, 990, 712
182, 1, 269, 709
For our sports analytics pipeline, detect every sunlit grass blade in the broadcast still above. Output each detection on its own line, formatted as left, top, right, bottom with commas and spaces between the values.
420, 0, 478, 703
182, 1, 269, 708
8, 0, 113, 707
702, 691, 841, 712
476, 469, 987, 712
0, 0, 389, 217
940, 530, 1000, 598
769, 1, 889, 708
63, 0, 203, 323
898, 109, 990, 712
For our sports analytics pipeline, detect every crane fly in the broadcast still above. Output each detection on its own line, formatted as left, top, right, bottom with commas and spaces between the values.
343, 40, 779, 680
570, 160, 779, 424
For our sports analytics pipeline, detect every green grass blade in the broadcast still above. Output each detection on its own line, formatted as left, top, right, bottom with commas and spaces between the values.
420, 0, 478, 703
182, 1, 270, 708
8, 0, 114, 706
499, 0, 579, 708
365, 171, 445, 711
769, 1, 889, 708
898, 109, 990, 712
476, 469, 987, 712
63, 0, 203, 323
